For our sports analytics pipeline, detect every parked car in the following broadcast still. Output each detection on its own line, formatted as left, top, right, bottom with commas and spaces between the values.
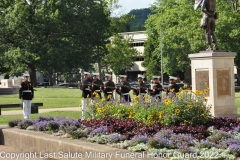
68, 84, 78, 89
36, 82, 49, 88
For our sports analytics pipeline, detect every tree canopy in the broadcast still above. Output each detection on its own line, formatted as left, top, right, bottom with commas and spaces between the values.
143, 0, 240, 80
0, 0, 111, 85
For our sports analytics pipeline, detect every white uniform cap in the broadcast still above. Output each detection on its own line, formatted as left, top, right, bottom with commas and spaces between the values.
92, 73, 100, 76
169, 76, 177, 80
84, 72, 90, 75
137, 74, 145, 79
23, 73, 30, 77
119, 75, 127, 78
105, 73, 112, 77
152, 75, 160, 79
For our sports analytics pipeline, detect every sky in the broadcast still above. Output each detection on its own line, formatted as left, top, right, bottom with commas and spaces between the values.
113, 0, 156, 15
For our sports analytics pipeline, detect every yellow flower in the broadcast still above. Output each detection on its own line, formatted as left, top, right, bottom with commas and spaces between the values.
195, 90, 202, 95
188, 105, 193, 109
101, 98, 105, 101
117, 109, 121, 113
175, 109, 180, 114
96, 103, 99, 106
184, 120, 188, 123
184, 90, 188, 93
184, 84, 188, 89
164, 99, 171, 105
107, 94, 112, 99
95, 113, 98, 116
204, 98, 208, 102
147, 115, 153, 120
87, 118, 90, 121
179, 88, 183, 92
204, 89, 209, 93
201, 114, 204, 116
145, 99, 150, 103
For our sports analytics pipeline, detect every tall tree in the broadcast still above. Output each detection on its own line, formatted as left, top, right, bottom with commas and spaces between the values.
0, 0, 111, 85
104, 33, 139, 75
143, 0, 240, 81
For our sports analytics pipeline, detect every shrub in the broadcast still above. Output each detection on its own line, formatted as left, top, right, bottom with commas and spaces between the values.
17, 120, 34, 129
8, 119, 22, 127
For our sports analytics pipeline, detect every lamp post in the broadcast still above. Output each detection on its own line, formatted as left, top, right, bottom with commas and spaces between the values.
160, 23, 165, 86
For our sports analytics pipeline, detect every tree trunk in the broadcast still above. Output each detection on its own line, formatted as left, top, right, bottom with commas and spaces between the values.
97, 60, 102, 80
48, 70, 53, 86
29, 65, 37, 87
4, 75, 9, 79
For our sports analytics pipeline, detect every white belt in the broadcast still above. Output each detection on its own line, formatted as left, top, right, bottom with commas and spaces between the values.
122, 93, 129, 95
85, 88, 90, 90
95, 90, 100, 92
107, 92, 112, 93
140, 93, 145, 95
23, 90, 31, 92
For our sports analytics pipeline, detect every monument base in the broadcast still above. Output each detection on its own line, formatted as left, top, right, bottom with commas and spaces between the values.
189, 50, 237, 117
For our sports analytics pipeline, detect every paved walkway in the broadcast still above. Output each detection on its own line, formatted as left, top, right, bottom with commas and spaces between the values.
1, 107, 80, 115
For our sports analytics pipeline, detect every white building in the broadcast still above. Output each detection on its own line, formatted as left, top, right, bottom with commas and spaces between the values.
112, 31, 147, 83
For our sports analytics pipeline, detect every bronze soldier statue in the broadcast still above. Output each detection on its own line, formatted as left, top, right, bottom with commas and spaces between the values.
201, 0, 219, 51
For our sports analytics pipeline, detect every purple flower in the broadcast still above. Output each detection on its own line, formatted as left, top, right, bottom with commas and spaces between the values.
107, 133, 123, 144
34, 121, 49, 131
196, 139, 219, 149
129, 134, 149, 147
228, 144, 240, 157
17, 120, 34, 129
89, 126, 108, 137
36, 116, 54, 122
154, 129, 175, 139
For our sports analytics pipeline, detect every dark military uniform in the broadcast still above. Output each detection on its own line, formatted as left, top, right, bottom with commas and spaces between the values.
19, 79, 34, 119
104, 80, 115, 100
80, 78, 92, 98
132, 82, 147, 96
19, 81, 34, 100
117, 81, 131, 103
169, 84, 180, 93
149, 83, 163, 101
92, 79, 104, 98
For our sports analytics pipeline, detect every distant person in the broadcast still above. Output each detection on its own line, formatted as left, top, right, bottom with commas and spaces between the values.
104, 74, 115, 101
149, 76, 163, 102
92, 73, 104, 99
116, 75, 131, 104
168, 76, 180, 96
132, 74, 147, 97
176, 76, 181, 83
80, 72, 92, 120
19, 73, 34, 119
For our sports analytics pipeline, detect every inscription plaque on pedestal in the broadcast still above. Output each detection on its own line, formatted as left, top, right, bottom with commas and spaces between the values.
217, 68, 231, 96
196, 70, 209, 96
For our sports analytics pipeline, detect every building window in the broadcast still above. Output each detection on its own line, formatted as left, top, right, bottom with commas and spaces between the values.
132, 42, 144, 47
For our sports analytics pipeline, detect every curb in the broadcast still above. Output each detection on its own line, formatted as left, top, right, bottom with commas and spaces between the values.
2, 128, 165, 160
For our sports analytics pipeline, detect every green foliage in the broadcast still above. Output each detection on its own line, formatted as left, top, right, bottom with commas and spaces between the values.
105, 33, 139, 75
91, 89, 212, 126
128, 8, 152, 31
0, 0, 111, 84
143, 0, 240, 76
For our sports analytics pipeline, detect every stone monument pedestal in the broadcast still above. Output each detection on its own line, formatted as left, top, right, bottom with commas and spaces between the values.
188, 51, 238, 117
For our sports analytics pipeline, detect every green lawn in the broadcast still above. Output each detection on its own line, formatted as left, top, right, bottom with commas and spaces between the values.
0, 111, 81, 124
0, 88, 82, 110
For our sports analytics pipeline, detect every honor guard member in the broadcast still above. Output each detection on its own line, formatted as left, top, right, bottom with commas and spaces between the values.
117, 75, 131, 103
92, 73, 104, 98
80, 72, 92, 120
132, 74, 147, 97
149, 76, 163, 102
19, 73, 34, 119
168, 76, 180, 97
104, 73, 115, 101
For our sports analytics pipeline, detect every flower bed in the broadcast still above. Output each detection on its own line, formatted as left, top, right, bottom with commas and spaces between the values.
8, 116, 240, 160
8, 89, 240, 159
